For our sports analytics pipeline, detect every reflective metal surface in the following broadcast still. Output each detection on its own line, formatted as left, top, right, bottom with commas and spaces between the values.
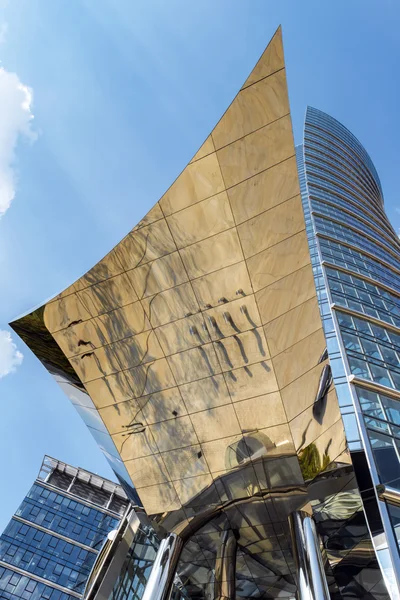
289, 511, 330, 600
141, 534, 184, 600
378, 486, 400, 509
9, 27, 393, 600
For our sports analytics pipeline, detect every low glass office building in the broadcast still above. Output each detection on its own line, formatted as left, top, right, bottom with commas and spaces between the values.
0, 456, 129, 600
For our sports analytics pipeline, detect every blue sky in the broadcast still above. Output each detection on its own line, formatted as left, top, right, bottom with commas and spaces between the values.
0, 0, 399, 530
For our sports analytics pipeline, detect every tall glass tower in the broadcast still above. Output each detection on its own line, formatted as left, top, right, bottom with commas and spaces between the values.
298, 106, 400, 592
0, 456, 129, 600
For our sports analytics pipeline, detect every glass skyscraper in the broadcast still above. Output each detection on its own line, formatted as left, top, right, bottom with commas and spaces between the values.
0, 456, 129, 600
298, 106, 400, 593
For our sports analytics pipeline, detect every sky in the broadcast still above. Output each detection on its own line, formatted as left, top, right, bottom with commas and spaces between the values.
0, 0, 399, 531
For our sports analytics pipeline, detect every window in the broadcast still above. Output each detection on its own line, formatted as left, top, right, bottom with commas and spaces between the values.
38, 558, 48, 570
26, 580, 37, 593
22, 551, 33, 564
34, 530, 44, 542
6, 545, 17, 557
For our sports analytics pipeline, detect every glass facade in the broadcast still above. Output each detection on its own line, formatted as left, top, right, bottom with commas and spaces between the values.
107, 522, 159, 600
0, 457, 129, 599
299, 106, 400, 591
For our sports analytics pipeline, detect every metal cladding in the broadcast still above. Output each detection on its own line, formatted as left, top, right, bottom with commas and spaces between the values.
10, 28, 393, 599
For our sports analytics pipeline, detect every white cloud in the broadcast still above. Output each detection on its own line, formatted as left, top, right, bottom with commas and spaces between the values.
0, 66, 36, 217
0, 329, 23, 378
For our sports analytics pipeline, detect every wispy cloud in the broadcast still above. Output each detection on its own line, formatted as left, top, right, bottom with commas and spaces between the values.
0, 66, 37, 217
0, 330, 23, 378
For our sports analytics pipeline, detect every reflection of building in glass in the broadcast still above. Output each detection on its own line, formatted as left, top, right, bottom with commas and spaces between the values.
0, 456, 129, 599
9, 27, 400, 600
298, 106, 400, 591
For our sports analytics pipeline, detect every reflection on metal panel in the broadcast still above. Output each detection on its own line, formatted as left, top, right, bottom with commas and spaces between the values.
9, 28, 392, 600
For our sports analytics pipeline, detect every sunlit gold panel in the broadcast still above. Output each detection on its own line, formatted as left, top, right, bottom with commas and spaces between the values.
179, 375, 231, 414
155, 314, 211, 356
79, 247, 125, 288
53, 319, 106, 358
242, 26, 284, 90
112, 422, 159, 461
166, 192, 234, 249
237, 195, 304, 258
78, 271, 138, 316
204, 296, 261, 341
272, 329, 326, 389
289, 389, 341, 452
190, 404, 241, 444
132, 203, 163, 230
111, 330, 164, 369
246, 230, 310, 292
212, 68, 289, 150
213, 327, 269, 371
125, 455, 169, 489
161, 445, 210, 480
227, 155, 299, 225
180, 228, 243, 279
225, 361, 279, 402
124, 358, 176, 398
115, 219, 176, 272
136, 388, 188, 424
256, 264, 316, 324
280, 361, 329, 422
216, 115, 295, 189
44, 294, 91, 334
234, 392, 286, 430
149, 416, 198, 452
189, 136, 215, 163
141, 283, 199, 328
264, 297, 321, 357
167, 343, 221, 385
127, 251, 188, 299
135, 482, 180, 515
96, 301, 151, 344
69, 345, 121, 383
160, 152, 225, 216
191, 261, 252, 309
84, 371, 134, 409
98, 398, 141, 435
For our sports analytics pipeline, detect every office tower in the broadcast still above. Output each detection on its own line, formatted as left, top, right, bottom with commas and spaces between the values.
297, 106, 400, 593
0, 456, 129, 600
9, 28, 399, 599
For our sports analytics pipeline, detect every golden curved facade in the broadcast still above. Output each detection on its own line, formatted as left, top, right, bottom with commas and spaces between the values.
10, 28, 391, 599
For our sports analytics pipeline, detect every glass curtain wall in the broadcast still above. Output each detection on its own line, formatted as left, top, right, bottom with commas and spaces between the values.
298, 106, 400, 593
